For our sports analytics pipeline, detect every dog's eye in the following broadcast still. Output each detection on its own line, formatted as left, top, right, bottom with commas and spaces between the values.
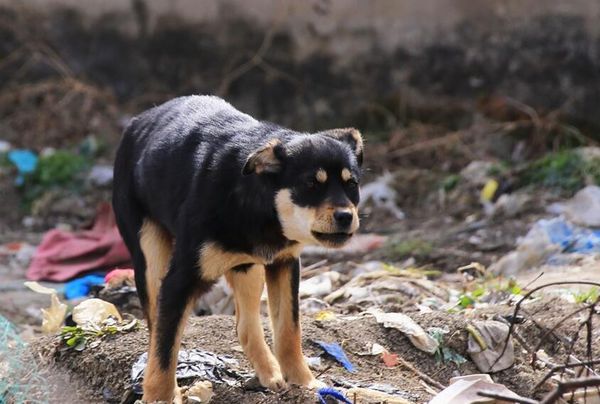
306, 179, 317, 189
347, 179, 359, 188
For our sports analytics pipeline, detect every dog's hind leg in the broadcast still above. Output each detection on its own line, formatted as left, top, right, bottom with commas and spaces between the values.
139, 219, 173, 332
143, 242, 202, 403
266, 257, 324, 388
225, 265, 286, 391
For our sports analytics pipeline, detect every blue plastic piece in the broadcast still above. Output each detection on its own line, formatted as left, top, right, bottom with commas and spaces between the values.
315, 341, 356, 372
64, 273, 106, 299
317, 387, 352, 404
7, 149, 38, 185
537, 218, 600, 255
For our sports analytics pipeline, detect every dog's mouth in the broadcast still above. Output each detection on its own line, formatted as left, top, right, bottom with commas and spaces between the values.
311, 231, 353, 246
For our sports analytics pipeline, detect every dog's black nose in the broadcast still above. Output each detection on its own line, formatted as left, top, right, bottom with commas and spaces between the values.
333, 210, 353, 228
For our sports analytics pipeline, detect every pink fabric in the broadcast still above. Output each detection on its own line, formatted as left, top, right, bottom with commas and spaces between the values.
26, 203, 131, 282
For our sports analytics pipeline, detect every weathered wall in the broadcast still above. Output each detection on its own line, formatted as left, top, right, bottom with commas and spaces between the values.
6, 0, 600, 59
2, 0, 600, 138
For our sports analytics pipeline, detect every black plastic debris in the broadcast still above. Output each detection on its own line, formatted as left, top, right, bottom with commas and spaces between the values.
131, 349, 253, 394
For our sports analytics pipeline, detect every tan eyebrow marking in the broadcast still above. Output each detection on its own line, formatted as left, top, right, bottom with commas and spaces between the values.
341, 168, 352, 181
316, 168, 328, 183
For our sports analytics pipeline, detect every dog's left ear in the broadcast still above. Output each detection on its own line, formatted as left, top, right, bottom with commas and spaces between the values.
321, 128, 363, 166
242, 139, 285, 175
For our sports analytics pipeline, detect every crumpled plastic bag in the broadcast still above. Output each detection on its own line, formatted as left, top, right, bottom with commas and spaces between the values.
131, 349, 252, 394
548, 185, 600, 227
359, 172, 405, 220
467, 321, 514, 373
24, 281, 67, 333
299, 272, 340, 298
185, 380, 214, 403
72, 298, 122, 326
429, 374, 525, 404
369, 310, 439, 354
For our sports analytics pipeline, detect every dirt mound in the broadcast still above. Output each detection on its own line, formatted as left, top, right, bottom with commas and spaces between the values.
32, 298, 588, 403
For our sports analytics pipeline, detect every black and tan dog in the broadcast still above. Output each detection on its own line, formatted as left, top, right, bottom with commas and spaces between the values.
113, 96, 362, 402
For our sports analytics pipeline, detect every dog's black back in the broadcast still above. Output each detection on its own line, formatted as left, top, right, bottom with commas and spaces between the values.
116, 97, 291, 254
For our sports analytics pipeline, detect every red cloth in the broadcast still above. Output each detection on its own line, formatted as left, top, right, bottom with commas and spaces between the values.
26, 203, 131, 282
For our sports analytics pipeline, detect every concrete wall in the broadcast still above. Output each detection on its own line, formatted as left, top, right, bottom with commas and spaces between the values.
7, 0, 600, 60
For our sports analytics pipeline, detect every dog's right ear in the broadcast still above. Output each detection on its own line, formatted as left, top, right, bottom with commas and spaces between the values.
242, 139, 285, 175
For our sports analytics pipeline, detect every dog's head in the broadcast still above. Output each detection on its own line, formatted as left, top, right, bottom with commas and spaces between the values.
243, 128, 363, 248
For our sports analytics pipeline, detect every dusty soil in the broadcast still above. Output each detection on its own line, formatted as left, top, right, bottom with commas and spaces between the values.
31, 296, 597, 404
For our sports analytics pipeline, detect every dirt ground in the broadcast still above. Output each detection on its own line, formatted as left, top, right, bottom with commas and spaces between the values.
29, 296, 598, 404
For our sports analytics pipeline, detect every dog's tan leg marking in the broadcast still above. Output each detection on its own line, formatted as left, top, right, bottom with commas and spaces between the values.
225, 266, 286, 391
199, 242, 263, 281
139, 219, 173, 329
140, 219, 184, 403
265, 259, 322, 388
143, 298, 193, 403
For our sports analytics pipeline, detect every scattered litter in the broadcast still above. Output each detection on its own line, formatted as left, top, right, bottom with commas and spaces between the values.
429, 327, 467, 366
356, 342, 387, 356
359, 172, 405, 220
0, 242, 36, 270
72, 298, 122, 326
64, 273, 106, 299
460, 161, 495, 186
317, 387, 352, 404
315, 310, 336, 321
314, 341, 356, 372
60, 314, 137, 351
489, 192, 531, 218
195, 277, 235, 315
0, 140, 11, 152
131, 349, 252, 394
333, 379, 413, 402
26, 203, 130, 282
489, 218, 562, 275
480, 179, 499, 203
24, 281, 67, 333
300, 297, 331, 314
466, 321, 514, 373
325, 267, 444, 307
491, 216, 600, 275
98, 270, 142, 318
7, 149, 38, 185
87, 164, 114, 186
549, 185, 600, 227
104, 268, 135, 288
184, 380, 214, 403
381, 351, 399, 367
306, 356, 322, 370
300, 272, 340, 297
346, 387, 412, 404
369, 310, 439, 354
429, 374, 525, 404
42, 294, 68, 333
303, 233, 387, 257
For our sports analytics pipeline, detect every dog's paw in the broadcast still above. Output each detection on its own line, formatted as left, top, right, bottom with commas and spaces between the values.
258, 373, 288, 392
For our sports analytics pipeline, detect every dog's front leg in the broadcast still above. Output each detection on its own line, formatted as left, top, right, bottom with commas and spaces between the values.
265, 257, 324, 388
225, 265, 286, 391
